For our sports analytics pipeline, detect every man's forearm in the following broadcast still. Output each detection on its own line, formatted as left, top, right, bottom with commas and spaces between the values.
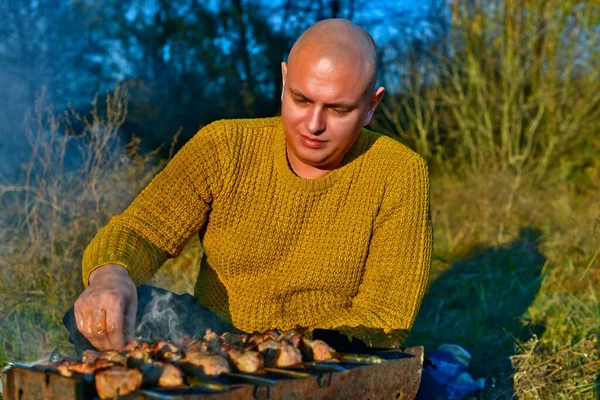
82, 221, 170, 287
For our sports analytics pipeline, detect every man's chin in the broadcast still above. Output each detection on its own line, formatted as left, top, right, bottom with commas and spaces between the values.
288, 144, 338, 171
297, 156, 336, 171
293, 147, 325, 164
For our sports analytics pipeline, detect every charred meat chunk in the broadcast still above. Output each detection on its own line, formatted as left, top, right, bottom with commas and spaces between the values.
261, 340, 303, 368
127, 347, 151, 368
95, 366, 143, 399
140, 362, 184, 388
228, 349, 262, 373
221, 332, 249, 348
153, 340, 182, 363
97, 350, 127, 365
181, 353, 231, 376
55, 361, 74, 377
275, 340, 302, 367
281, 330, 303, 348
124, 339, 142, 353
301, 338, 336, 361
203, 330, 225, 355
55, 359, 105, 377
67, 362, 96, 375
81, 349, 99, 364
257, 339, 281, 353
93, 358, 119, 371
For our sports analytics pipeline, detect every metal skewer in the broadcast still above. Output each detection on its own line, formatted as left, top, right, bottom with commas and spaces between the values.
223, 371, 278, 386
186, 377, 231, 391
333, 353, 387, 364
302, 362, 348, 373
261, 367, 313, 379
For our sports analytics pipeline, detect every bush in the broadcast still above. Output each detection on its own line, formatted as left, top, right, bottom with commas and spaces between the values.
374, 0, 600, 179
0, 87, 163, 366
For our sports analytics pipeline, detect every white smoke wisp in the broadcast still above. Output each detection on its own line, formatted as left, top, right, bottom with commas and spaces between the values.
135, 291, 184, 342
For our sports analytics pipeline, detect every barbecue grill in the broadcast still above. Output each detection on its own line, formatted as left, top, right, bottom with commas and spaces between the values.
1, 346, 423, 399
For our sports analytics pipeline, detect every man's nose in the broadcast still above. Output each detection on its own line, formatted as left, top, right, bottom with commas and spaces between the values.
306, 107, 326, 135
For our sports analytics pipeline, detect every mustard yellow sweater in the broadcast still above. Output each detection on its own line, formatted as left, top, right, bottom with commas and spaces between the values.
83, 117, 432, 344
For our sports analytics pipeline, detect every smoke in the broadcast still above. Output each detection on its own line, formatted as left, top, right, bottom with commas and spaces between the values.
0, 67, 33, 183
135, 290, 185, 343
132, 285, 243, 343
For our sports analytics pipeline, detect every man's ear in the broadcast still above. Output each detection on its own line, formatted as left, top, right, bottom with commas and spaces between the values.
363, 86, 385, 126
281, 62, 288, 102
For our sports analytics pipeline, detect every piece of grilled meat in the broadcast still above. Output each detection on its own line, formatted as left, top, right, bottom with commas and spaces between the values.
301, 338, 336, 361
139, 362, 184, 388
181, 353, 231, 376
153, 340, 182, 363
95, 366, 143, 399
227, 349, 262, 373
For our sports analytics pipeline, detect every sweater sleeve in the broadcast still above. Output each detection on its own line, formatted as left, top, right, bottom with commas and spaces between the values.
82, 120, 230, 287
314, 155, 432, 345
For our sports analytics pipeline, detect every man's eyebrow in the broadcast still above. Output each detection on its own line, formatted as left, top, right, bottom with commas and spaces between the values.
328, 102, 357, 109
289, 88, 309, 99
288, 88, 357, 108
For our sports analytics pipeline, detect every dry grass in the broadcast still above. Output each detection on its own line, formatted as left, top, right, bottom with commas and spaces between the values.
512, 336, 600, 399
403, 171, 600, 399
0, 87, 164, 365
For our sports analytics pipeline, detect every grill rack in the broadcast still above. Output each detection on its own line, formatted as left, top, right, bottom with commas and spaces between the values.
1, 346, 423, 400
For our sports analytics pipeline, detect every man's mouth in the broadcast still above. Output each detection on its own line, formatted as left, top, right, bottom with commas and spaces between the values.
300, 135, 326, 149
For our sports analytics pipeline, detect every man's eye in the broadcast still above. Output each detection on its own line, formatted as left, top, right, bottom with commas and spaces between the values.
332, 108, 350, 115
294, 98, 308, 105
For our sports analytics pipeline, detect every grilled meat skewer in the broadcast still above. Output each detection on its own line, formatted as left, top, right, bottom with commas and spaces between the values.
42, 327, 341, 398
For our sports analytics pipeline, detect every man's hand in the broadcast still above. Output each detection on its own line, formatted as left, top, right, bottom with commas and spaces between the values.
74, 264, 137, 351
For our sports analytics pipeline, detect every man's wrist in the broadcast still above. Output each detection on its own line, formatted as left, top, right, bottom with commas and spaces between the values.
89, 263, 129, 285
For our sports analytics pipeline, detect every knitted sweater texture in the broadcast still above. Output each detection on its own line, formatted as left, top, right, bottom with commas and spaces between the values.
82, 117, 432, 339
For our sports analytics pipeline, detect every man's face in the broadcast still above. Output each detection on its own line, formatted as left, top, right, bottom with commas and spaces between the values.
280, 54, 383, 175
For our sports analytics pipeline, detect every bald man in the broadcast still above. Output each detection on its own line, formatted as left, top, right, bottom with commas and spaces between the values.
71, 18, 432, 353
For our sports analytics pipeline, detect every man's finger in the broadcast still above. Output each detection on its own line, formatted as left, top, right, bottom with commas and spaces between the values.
106, 307, 125, 350
123, 294, 138, 343
74, 308, 85, 334
92, 307, 111, 349
82, 311, 103, 350
92, 308, 107, 335
83, 311, 95, 339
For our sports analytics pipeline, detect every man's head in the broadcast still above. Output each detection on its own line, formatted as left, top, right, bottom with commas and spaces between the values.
281, 18, 385, 179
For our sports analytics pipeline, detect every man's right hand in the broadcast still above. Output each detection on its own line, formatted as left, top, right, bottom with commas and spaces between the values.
74, 264, 137, 351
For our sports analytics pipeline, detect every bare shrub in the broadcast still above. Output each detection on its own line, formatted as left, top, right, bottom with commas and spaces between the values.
374, 0, 600, 179
0, 86, 163, 364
